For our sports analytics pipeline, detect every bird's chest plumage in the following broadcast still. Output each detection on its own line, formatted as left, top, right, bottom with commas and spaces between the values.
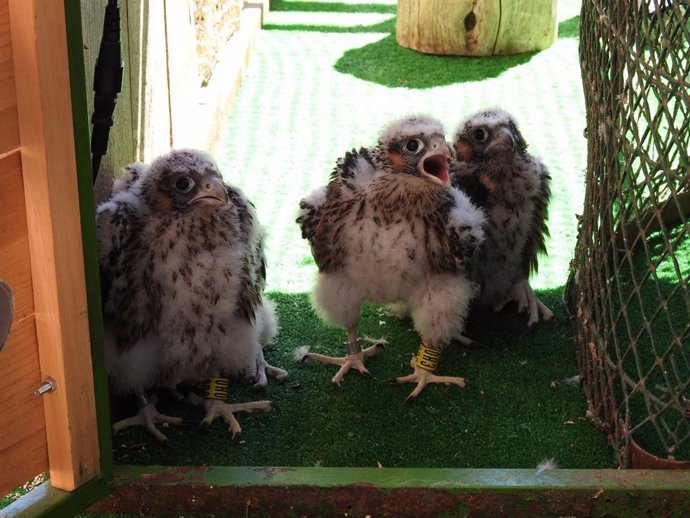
481, 163, 538, 245
144, 211, 245, 375
319, 176, 453, 300
476, 165, 539, 290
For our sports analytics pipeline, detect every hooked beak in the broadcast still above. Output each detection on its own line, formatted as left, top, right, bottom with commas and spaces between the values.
190, 177, 229, 206
485, 127, 515, 155
419, 137, 452, 186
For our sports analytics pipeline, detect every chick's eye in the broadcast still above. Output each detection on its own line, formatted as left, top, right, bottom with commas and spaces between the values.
473, 128, 489, 142
174, 176, 194, 193
405, 138, 424, 154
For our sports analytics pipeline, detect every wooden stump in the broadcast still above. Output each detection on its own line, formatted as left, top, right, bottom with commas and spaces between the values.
396, 0, 558, 56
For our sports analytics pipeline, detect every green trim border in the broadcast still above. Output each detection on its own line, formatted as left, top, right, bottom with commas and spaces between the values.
63, 0, 114, 481
1, 478, 110, 518
87, 465, 690, 516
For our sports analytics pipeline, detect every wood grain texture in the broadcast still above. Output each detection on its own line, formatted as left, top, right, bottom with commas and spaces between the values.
166, 0, 198, 150
0, 152, 34, 321
0, 316, 48, 498
494, 0, 558, 55
0, 0, 19, 154
396, 0, 556, 56
142, 0, 173, 161
8, 0, 100, 491
81, 0, 138, 205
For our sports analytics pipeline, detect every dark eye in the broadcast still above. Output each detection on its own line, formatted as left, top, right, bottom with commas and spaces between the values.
472, 128, 489, 142
405, 138, 424, 154
174, 176, 194, 193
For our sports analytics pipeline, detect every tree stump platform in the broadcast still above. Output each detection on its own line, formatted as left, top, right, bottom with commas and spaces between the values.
396, 0, 558, 56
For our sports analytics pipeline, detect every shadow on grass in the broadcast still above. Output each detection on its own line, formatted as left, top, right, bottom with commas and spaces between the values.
108, 288, 615, 470
334, 34, 537, 88
264, 11, 578, 89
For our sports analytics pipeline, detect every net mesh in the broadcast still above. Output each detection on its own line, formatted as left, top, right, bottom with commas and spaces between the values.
567, 0, 690, 467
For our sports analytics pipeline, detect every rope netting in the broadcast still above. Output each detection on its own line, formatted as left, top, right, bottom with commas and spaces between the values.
566, 0, 690, 467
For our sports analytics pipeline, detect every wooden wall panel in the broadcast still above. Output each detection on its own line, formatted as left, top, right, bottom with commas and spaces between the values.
166, 0, 198, 149
81, 0, 140, 205
0, 152, 34, 320
0, 316, 47, 498
0, 127, 44, 499
0, 0, 19, 154
142, 0, 173, 160
9, 0, 100, 491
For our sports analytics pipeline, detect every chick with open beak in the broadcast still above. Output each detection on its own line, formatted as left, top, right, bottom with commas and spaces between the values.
419, 135, 452, 186
297, 114, 486, 401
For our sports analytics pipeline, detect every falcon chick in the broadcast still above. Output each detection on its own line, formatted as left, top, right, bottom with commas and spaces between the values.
97, 149, 287, 441
297, 115, 486, 400
450, 109, 553, 327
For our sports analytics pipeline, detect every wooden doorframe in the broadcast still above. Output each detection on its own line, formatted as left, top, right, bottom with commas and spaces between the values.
3, 0, 111, 513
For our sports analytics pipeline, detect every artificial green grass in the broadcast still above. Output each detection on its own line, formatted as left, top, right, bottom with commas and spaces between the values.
104, 0, 617, 471
611, 225, 690, 461
110, 289, 614, 469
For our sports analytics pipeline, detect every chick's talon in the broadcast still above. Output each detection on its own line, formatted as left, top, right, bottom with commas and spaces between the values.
305, 342, 384, 385
511, 280, 553, 327
393, 358, 466, 402
201, 398, 273, 438
112, 401, 184, 443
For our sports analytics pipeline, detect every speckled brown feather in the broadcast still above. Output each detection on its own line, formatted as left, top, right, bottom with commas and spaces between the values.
296, 115, 487, 360
97, 149, 275, 390
450, 109, 551, 308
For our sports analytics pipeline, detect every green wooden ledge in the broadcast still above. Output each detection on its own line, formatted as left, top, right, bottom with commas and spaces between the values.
1, 477, 109, 518
84, 465, 690, 517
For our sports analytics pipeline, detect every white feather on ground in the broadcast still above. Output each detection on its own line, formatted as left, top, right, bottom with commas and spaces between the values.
536, 458, 559, 474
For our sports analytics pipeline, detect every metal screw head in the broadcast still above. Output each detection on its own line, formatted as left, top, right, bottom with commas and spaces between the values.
35, 378, 57, 396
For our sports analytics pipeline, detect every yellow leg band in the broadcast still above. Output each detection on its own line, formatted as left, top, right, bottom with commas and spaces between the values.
205, 377, 229, 400
415, 344, 440, 372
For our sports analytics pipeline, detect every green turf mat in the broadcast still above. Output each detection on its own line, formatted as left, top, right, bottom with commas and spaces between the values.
107, 0, 617, 470
612, 225, 690, 460
111, 290, 614, 469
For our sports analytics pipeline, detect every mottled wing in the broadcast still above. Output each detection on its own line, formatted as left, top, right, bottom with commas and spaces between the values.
329, 146, 378, 188
297, 147, 376, 272
296, 185, 327, 243
444, 187, 487, 271
96, 193, 160, 346
225, 184, 265, 323
522, 160, 551, 275
112, 162, 146, 195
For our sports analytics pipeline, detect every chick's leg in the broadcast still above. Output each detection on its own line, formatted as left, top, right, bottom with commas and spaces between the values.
182, 388, 273, 440
201, 398, 273, 440
112, 392, 184, 443
511, 279, 553, 327
392, 343, 466, 402
250, 347, 289, 390
303, 325, 387, 386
